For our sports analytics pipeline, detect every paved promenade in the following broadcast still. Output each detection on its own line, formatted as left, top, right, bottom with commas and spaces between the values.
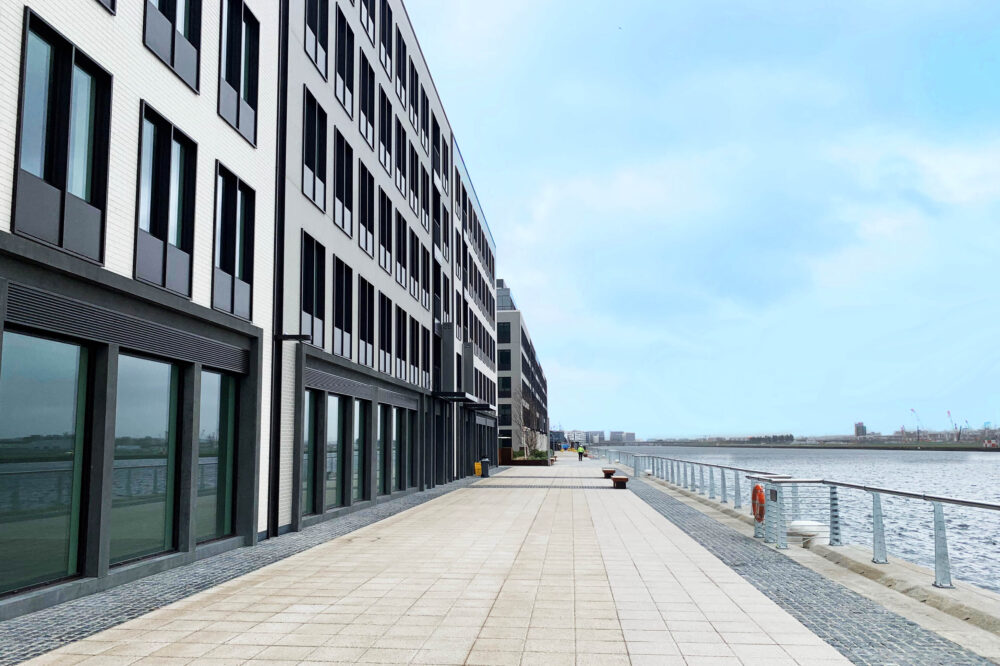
8, 454, 992, 665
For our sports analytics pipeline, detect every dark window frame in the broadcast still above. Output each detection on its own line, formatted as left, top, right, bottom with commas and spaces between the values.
211, 160, 255, 319
304, 0, 329, 78
302, 87, 327, 211
300, 232, 326, 348
12, 10, 113, 265
217, 0, 259, 145
133, 101, 198, 298
334, 4, 354, 115
143, 0, 202, 91
333, 128, 353, 236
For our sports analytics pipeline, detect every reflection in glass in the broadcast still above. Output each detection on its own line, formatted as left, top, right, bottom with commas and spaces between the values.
110, 355, 178, 564
167, 139, 186, 247
196, 371, 236, 543
67, 64, 96, 202
377, 405, 390, 495
138, 119, 156, 233
0, 333, 87, 594
20, 30, 53, 179
390, 407, 399, 491
302, 390, 318, 515
325, 395, 344, 509
352, 399, 366, 501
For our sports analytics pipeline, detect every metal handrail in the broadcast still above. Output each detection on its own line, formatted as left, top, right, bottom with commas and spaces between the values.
593, 446, 999, 589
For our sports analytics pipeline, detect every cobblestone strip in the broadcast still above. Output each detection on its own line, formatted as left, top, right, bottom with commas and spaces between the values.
629, 480, 992, 666
0, 473, 496, 666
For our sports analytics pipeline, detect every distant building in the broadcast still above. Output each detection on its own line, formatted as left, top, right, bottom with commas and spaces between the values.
550, 430, 566, 445
854, 422, 867, 437
565, 430, 586, 444
586, 430, 605, 444
624, 432, 636, 442
496, 280, 548, 453
610, 431, 625, 442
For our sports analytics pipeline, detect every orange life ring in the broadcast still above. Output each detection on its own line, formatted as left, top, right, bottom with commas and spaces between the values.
751, 484, 766, 522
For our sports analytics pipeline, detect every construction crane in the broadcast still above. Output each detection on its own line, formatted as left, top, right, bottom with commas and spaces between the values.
948, 410, 959, 442
910, 408, 922, 442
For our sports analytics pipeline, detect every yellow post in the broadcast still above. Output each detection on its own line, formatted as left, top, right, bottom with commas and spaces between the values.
474, 461, 482, 477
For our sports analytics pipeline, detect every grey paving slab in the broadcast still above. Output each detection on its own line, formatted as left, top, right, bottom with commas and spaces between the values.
0, 474, 494, 666
629, 479, 993, 666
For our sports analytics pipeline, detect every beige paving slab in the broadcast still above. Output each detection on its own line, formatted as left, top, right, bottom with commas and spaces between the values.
24, 455, 848, 665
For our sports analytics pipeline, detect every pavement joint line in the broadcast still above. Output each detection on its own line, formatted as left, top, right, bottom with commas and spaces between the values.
0, 471, 502, 666
628, 475, 993, 665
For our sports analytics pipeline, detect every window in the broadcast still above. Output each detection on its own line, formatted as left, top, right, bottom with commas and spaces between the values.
409, 229, 419, 299
378, 187, 392, 272
358, 53, 375, 147
441, 135, 450, 191
219, 0, 258, 143
334, 129, 353, 234
358, 160, 375, 255
15, 15, 111, 263
334, 6, 353, 112
0, 332, 88, 594
409, 317, 419, 384
499, 349, 510, 371
301, 389, 320, 515
352, 399, 369, 501
377, 405, 390, 494
358, 277, 375, 367
431, 187, 441, 248
332, 254, 353, 358
213, 163, 254, 318
301, 233, 325, 347
302, 88, 327, 208
394, 118, 406, 192
498, 321, 510, 344
395, 212, 406, 286
136, 105, 196, 296
111, 355, 180, 564
499, 404, 511, 427
145, 0, 201, 89
378, 87, 391, 172
394, 407, 406, 490
431, 114, 440, 175
499, 376, 511, 398
359, 0, 375, 44
378, 0, 392, 74
421, 246, 430, 309
325, 394, 348, 509
408, 60, 418, 128
394, 29, 406, 102
420, 88, 429, 150
395, 305, 406, 379
421, 326, 430, 388
305, 0, 328, 76
408, 143, 418, 211
196, 371, 237, 543
378, 292, 392, 374
420, 168, 430, 229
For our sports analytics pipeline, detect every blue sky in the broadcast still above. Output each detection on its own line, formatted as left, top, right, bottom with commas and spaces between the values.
406, 1, 1000, 438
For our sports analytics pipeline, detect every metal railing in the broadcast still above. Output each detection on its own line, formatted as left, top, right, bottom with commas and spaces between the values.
594, 447, 1000, 589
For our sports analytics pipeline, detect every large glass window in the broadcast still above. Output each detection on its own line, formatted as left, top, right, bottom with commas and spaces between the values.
325, 395, 346, 509
195, 371, 236, 543
377, 404, 390, 495
303, 89, 328, 208
145, 0, 202, 89
302, 389, 320, 516
0, 333, 87, 595
219, 0, 259, 142
110, 355, 179, 565
352, 399, 368, 501
305, 0, 329, 77
394, 408, 405, 491
213, 164, 255, 319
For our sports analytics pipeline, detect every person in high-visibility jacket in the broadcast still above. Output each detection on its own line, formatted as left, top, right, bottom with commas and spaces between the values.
577, 445, 585, 461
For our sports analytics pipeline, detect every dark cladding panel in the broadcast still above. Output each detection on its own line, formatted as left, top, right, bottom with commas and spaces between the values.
5, 283, 249, 373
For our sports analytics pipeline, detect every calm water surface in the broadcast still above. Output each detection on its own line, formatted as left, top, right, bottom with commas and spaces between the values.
617, 446, 1000, 592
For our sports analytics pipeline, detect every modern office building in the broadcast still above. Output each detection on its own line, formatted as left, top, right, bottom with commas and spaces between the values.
496, 280, 547, 454
0, 0, 278, 617
271, 0, 497, 537
0, 0, 498, 618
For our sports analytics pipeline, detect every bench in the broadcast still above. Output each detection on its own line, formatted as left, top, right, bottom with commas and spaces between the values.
611, 476, 629, 489
602, 468, 616, 479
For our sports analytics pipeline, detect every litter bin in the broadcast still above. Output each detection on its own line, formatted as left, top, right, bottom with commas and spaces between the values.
480, 458, 490, 478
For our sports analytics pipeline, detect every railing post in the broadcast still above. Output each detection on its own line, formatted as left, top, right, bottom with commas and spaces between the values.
790, 484, 801, 521
933, 502, 954, 588
720, 469, 728, 504
828, 486, 842, 546
734, 472, 742, 510
775, 484, 787, 549
763, 482, 774, 543
871, 492, 888, 564
683, 463, 688, 488
699, 465, 705, 495
709, 467, 716, 499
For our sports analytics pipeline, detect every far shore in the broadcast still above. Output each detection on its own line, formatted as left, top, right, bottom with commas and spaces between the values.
604, 440, 1000, 453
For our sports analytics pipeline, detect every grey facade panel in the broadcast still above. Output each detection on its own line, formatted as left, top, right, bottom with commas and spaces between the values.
5, 282, 249, 373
